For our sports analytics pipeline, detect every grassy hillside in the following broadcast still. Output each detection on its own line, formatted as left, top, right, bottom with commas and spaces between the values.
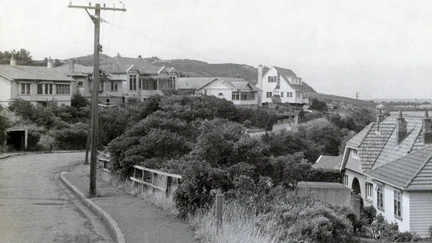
310, 92, 375, 108
64, 54, 111, 66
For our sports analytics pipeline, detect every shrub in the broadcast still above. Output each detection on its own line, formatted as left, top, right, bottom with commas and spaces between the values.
305, 168, 342, 183
37, 134, 55, 152
52, 123, 89, 150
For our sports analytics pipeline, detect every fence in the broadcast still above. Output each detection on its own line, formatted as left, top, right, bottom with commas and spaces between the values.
130, 165, 182, 197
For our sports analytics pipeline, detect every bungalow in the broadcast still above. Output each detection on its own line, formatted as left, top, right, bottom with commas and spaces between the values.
177, 77, 260, 109
340, 110, 432, 237
54, 61, 125, 105
256, 65, 316, 106
0, 57, 74, 106
100, 54, 179, 101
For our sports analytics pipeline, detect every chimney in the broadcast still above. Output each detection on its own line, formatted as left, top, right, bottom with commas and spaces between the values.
377, 108, 385, 123
69, 59, 75, 73
47, 57, 53, 69
396, 110, 407, 144
423, 110, 432, 144
10, 55, 16, 66
257, 64, 263, 89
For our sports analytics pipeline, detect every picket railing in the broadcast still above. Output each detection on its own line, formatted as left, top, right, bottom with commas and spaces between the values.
130, 165, 182, 197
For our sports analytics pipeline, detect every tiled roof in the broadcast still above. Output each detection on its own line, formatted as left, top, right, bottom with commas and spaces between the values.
53, 63, 93, 75
313, 155, 342, 170
100, 56, 163, 74
274, 66, 296, 77
178, 77, 259, 91
345, 116, 427, 173
0, 65, 73, 81
367, 146, 432, 191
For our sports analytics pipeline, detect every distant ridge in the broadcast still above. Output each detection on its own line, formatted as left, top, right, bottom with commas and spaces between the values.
310, 92, 375, 108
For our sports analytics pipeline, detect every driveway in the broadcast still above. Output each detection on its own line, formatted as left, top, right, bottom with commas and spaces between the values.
0, 152, 106, 243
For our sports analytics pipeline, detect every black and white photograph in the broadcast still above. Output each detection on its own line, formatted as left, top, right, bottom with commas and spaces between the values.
0, 0, 431, 242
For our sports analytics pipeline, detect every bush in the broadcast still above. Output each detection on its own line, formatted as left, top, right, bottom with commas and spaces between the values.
305, 168, 342, 183
52, 123, 89, 150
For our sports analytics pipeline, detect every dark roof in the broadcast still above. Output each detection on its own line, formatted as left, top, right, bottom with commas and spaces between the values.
0, 65, 73, 81
100, 56, 163, 74
313, 155, 342, 170
367, 146, 432, 191
344, 116, 426, 172
273, 66, 296, 77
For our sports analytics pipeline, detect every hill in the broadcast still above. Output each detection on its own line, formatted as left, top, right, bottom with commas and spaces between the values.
309, 92, 375, 108
64, 54, 111, 66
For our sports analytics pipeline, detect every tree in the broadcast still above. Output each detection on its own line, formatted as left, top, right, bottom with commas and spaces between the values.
71, 93, 89, 109
309, 98, 328, 112
0, 114, 9, 150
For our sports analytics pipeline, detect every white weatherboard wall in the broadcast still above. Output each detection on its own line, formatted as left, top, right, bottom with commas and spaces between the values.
374, 184, 410, 233
410, 192, 432, 238
260, 67, 298, 104
0, 76, 11, 106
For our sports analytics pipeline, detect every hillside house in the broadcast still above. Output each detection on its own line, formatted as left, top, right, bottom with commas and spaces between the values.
256, 65, 316, 106
54, 61, 124, 105
0, 57, 74, 106
177, 77, 260, 109
100, 55, 179, 101
340, 110, 432, 237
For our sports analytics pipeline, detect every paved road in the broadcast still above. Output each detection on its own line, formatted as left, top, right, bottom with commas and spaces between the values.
0, 153, 111, 243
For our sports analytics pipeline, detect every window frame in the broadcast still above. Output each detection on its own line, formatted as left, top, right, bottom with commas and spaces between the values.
21, 83, 31, 95
56, 84, 70, 95
266, 92, 272, 98
377, 184, 384, 211
366, 182, 373, 200
394, 190, 402, 219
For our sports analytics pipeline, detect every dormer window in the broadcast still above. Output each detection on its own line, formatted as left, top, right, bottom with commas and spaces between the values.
352, 149, 359, 158
268, 76, 277, 82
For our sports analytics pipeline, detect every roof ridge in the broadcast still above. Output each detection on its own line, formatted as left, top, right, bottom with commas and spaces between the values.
408, 126, 423, 153
369, 124, 397, 170
404, 146, 432, 188
357, 123, 375, 147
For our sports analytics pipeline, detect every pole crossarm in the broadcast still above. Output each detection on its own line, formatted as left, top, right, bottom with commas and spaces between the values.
68, 5, 126, 12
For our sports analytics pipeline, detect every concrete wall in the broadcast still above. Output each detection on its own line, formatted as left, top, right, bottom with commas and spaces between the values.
297, 183, 351, 207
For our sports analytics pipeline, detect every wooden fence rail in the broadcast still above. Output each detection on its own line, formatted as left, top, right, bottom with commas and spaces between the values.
130, 165, 182, 197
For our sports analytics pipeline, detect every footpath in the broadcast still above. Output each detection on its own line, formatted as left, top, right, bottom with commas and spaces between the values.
62, 164, 196, 243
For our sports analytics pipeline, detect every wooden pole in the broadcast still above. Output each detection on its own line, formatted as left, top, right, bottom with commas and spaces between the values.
216, 194, 224, 234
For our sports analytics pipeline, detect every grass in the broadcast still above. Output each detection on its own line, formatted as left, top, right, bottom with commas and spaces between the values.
191, 202, 279, 243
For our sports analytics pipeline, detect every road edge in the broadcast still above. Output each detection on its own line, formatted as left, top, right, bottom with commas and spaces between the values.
60, 172, 126, 243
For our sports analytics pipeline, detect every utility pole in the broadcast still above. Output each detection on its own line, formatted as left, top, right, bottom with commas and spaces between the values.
69, 2, 126, 197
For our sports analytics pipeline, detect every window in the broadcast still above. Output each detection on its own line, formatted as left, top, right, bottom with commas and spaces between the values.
111, 82, 118, 91
352, 149, 359, 158
56, 84, 70, 95
287, 92, 292, 98
268, 76, 277, 82
37, 84, 43, 94
77, 81, 84, 86
232, 91, 240, 100
21, 83, 31, 95
366, 182, 373, 199
343, 175, 349, 186
169, 76, 176, 89
377, 184, 384, 211
304, 92, 308, 99
280, 92, 283, 98
141, 78, 157, 90
99, 81, 104, 91
266, 92, 272, 98
129, 75, 137, 91
45, 84, 53, 94
241, 92, 255, 100
394, 190, 402, 218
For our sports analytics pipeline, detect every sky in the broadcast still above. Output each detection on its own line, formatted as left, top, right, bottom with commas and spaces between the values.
1, 0, 431, 100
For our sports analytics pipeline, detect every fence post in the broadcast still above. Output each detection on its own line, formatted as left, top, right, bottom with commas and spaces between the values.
216, 194, 224, 234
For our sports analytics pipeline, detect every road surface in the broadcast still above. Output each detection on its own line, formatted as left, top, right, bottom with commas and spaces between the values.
0, 152, 112, 243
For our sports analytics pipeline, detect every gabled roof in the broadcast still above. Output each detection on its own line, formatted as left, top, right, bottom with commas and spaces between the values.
271, 66, 316, 93
0, 65, 74, 81
343, 116, 427, 172
100, 56, 163, 74
53, 63, 93, 75
367, 146, 432, 191
177, 77, 214, 90
196, 77, 260, 92
313, 155, 342, 170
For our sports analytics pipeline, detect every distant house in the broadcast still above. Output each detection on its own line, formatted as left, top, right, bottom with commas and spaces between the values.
177, 77, 260, 108
0, 57, 74, 106
54, 61, 124, 105
256, 65, 316, 106
340, 110, 432, 237
100, 55, 179, 101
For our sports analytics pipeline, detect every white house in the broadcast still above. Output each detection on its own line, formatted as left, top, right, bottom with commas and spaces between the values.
256, 65, 315, 106
340, 110, 432, 237
177, 77, 260, 109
